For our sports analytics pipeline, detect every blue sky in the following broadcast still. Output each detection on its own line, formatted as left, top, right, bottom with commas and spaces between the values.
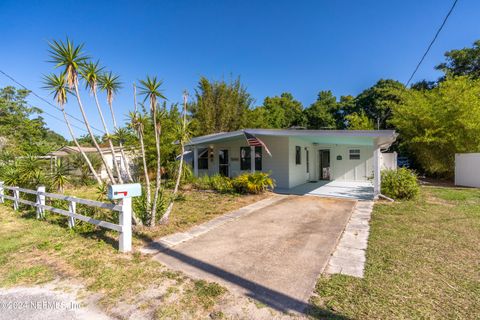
0, 0, 478, 138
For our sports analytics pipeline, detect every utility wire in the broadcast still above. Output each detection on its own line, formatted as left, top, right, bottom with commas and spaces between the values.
0, 69, 106, 135
405, 0, 459, 87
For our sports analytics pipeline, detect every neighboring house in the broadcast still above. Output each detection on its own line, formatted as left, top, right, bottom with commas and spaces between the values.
185, 129, 398, 197
46, 146, 136, 180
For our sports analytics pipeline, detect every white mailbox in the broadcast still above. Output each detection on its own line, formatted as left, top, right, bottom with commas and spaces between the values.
108, 183, 142, 200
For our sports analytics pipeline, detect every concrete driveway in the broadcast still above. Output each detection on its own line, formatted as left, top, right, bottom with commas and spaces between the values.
151, 195, 356, 314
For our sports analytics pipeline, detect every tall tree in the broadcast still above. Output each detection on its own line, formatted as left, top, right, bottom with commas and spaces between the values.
99, 72, 134, 182
138, 76, 165, 226
262, 92, 305, 128
436, 40, 480, 79
390, 76, 480, 177
355, 79, 405, 129
160, 91, 189, 224
189, 76, 253, 135
43, 73, 102, 184
304, 91, 337, 129
81, 61, 123, 183
0, 87, 66, 156
48, 39, 116, 184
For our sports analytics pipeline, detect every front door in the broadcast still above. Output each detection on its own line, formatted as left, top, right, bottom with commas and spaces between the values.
218, 149, 229, 177
319, 149, 331, 180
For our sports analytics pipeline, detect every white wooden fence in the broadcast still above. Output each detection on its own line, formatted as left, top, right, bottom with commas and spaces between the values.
455, 153, 480, 188
0, 182, 132, 252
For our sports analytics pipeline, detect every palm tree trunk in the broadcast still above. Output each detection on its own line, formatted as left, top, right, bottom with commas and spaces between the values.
73, 78, 116, 184
93, 91, 124, 184
138, 129, 151, 214
61, 107, 102, 185
160, 97, 187, 224
150, 107, 162, 226
108, 100, 134, 182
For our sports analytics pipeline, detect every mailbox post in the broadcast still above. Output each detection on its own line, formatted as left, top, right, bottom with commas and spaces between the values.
108, 183, 142, 253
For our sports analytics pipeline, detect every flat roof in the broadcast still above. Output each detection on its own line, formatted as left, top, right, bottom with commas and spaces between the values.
186, 129, 397, 148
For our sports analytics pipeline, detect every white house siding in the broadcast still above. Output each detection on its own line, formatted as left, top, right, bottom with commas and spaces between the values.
198, 136, 290, 188
455, 153, 480, 188
288, 137, 313, 188
330, 145, 374, 182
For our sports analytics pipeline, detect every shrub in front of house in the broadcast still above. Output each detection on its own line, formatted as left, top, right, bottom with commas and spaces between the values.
192, 174, 235, 193
232, 172, 275, 194
381, 168, 419, 200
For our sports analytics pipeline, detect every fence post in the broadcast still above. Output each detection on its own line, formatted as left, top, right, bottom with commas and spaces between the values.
36, 185, 46, 219
0, 181, 4, 204
118, 197, 132, 253
68, 201, 76, 228
13, 187, 19, 211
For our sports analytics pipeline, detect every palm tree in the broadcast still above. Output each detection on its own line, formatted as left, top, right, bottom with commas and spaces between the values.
51, 160, 70, 193
138, 76, 166, 226
128, 110, 151, 219
80, 61, 123, 183
48, 38, 116, 184
99, 72, 133, 182
160, 91, 190, 224
43, 73, 102, 185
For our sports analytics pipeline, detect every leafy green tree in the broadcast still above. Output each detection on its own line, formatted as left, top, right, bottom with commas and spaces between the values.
390, 76, 480, 177
334, 95, 357, 129
436, 40, 480, 79
345, 112, 374, 130
262, 93, 305, 128
303, 91, 337, 129
0, 86, 66, 155
355, 79, 405, 129
245, 106, 270, 128
189, 76, 253, 135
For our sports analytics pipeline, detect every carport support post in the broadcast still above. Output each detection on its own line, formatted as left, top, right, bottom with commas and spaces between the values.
373, 147, 381, 199
250, 146, 255, 173
119, 197, 132, 253
193, 146, 199, 177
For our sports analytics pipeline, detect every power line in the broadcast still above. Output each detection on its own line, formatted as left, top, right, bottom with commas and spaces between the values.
0, 69, 106, 135
405, 0, 459, 87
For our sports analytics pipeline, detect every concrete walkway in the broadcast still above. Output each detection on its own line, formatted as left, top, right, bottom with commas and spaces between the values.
325, 200, 374, 277
146, 195, 356, 314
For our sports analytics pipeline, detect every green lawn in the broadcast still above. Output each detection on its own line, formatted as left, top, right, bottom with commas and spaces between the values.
311, 186, 480, 319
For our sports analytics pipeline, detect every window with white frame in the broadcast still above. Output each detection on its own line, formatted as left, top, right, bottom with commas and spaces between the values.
349, 149, 361, 160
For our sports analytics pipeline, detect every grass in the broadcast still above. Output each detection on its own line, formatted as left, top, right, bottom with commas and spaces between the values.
310, 186, 480, 319
0, 186, 268, 318
135, 189, 269, 242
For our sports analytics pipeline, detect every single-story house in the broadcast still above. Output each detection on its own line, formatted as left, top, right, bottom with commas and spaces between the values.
184, 129, 398, 198
46, 146, 136, 180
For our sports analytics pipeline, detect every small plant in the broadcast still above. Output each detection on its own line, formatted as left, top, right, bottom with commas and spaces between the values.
232, 172, 275, 194
381, 168, 419, 200
192, 174, 235, 193
50, 160, 70, 193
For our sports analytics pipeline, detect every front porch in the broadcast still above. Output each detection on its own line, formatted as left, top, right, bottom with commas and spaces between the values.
275, 180, 374, 200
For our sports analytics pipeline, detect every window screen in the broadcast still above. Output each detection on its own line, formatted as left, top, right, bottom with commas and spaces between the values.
349, 149, 361, 160
240, 147, 262, 170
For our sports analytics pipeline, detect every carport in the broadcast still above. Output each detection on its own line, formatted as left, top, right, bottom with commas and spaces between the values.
275, 180, 374, 200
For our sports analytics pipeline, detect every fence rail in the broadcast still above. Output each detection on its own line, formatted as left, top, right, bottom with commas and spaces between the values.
0, 182, 132, 252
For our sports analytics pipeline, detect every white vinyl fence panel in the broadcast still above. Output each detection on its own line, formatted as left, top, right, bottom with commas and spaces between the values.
0, 182, 132, 252
455, 153, 480, 188
380, 152, 397, 171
